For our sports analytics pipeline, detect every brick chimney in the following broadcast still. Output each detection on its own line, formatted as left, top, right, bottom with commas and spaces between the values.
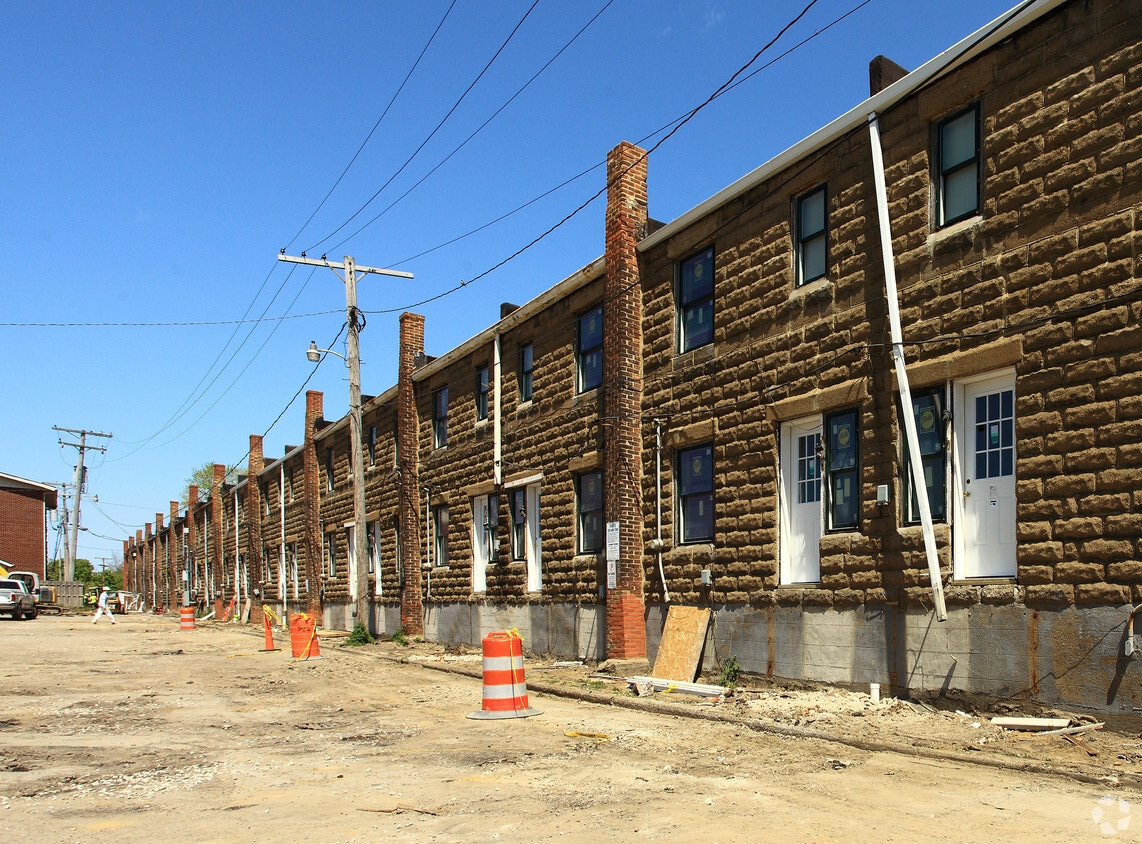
168, 502, 179, 612
869, 55, 908, 96
247, 435, 264, 620
211, 464, 226, 614
603, 141, 649, 660
303, 391, 324, 617
398, 312, 425, 636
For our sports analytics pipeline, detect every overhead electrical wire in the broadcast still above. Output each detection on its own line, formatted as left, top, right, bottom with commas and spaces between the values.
305, 0, 544, 254
324, 0, 618, 254
284, 0, 459, 251
362, 0, 826, 315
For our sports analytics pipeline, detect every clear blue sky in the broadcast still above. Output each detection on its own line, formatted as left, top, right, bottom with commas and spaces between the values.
2, 0, 1019, 566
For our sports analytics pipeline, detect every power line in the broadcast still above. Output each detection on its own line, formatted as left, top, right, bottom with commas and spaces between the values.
325, 0, 618, 255
284, 0, 459, 251
306, 0, 544, 253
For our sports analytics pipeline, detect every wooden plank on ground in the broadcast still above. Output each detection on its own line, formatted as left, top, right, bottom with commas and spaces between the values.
651, 606, 711, 682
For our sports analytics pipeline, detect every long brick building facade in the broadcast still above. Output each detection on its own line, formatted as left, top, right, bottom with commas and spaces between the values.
127, 0, 1142, 712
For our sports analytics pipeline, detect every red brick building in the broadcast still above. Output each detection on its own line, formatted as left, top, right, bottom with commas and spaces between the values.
0, 472, 57, 578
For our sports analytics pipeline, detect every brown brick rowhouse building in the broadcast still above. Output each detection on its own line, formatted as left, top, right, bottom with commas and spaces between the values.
127, 0, 1142, 712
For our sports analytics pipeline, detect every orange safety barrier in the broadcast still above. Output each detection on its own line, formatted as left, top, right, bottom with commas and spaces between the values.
179, 605, 196, 631
260, 607, 280, 651
467, 630, 542, 720
289, 613, 321, 659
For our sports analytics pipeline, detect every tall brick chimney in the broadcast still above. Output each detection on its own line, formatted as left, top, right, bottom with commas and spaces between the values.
303, 391, 324, 617
247, 435, 264, 620
167, 502, 179, 612
398, 312, 425, 636
187, 485, 199, 606
211, 463, 226, 614
603, 141, 649, 660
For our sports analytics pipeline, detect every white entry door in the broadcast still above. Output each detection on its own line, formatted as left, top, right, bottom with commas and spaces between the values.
525, 484, 542, 593
955, 372, 1016, 578
780, 417, 822, 584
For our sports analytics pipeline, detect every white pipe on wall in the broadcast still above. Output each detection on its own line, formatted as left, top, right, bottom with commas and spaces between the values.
868, 113, 947, 623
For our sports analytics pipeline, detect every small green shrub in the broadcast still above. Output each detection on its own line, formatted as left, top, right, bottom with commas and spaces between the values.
345, 622, 375, 646
719, 655, 741, 688
390, 628, 409, 646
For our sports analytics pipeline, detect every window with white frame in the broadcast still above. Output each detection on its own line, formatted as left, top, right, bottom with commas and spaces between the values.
368, 425, 378, 465
576, 471, 603, 554
433, 387, 448, 449
678, 444, 714, 543
825, 408, 860, 530
577, 306, 603, 393
796, 185, 827, 286
519, 342, 534, 402
678, 246, 714, 351
936, 104, 980, 226
476, 366, 489, 421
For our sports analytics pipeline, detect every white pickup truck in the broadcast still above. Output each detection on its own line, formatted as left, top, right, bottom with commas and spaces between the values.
0, 579, 37, 620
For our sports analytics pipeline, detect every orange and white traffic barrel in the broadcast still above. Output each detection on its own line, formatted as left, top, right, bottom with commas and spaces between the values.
289, 613, 321, 659
179, 606, 196, 631
467, 630, 541, 720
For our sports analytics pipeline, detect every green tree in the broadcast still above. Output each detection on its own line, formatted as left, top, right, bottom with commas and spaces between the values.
183, 461, 239, 506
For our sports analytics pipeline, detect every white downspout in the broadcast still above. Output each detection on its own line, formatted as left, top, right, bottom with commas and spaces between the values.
493, 333, 503, 486
868, 112, 947, 623
654, 419, 670, 602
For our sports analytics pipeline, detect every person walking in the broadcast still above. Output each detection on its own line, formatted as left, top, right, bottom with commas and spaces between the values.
92, 585, 117, 625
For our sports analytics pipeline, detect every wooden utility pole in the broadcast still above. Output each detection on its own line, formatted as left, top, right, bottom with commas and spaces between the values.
278, 253, 412, 633
53, 426, 112, 581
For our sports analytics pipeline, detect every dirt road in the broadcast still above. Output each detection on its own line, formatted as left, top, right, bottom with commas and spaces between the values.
0, 614, 1138, 842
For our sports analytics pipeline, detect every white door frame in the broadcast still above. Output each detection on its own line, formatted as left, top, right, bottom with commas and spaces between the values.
952, 368, 1017, 580
779, 416, 823, 585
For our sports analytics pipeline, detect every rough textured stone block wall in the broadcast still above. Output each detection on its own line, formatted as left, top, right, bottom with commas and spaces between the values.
414, 274, 608, 612
640, 0, 1141, 623
362, 399, 400, 607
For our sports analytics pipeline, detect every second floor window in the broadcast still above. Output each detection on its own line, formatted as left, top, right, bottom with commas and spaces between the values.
476, 367, 489, 421
519, 342, 534, 402
796, 186, 827, 285
368, 425, 377, 465
577, 306, 603, 393
937, 104, 980, 226
433, 387, 448, 449
679, 247, 714, 351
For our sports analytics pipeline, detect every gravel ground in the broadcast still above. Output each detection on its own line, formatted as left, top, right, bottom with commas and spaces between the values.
1, 613, 1140, 842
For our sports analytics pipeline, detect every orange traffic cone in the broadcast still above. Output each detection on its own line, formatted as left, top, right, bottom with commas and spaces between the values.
260, 607, 280, 652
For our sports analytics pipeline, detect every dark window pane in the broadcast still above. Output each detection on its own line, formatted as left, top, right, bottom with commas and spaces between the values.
682, 493, 714, 543
679, 445, 713, 495
683, 300, 714, 348
680, 248, 714, 305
